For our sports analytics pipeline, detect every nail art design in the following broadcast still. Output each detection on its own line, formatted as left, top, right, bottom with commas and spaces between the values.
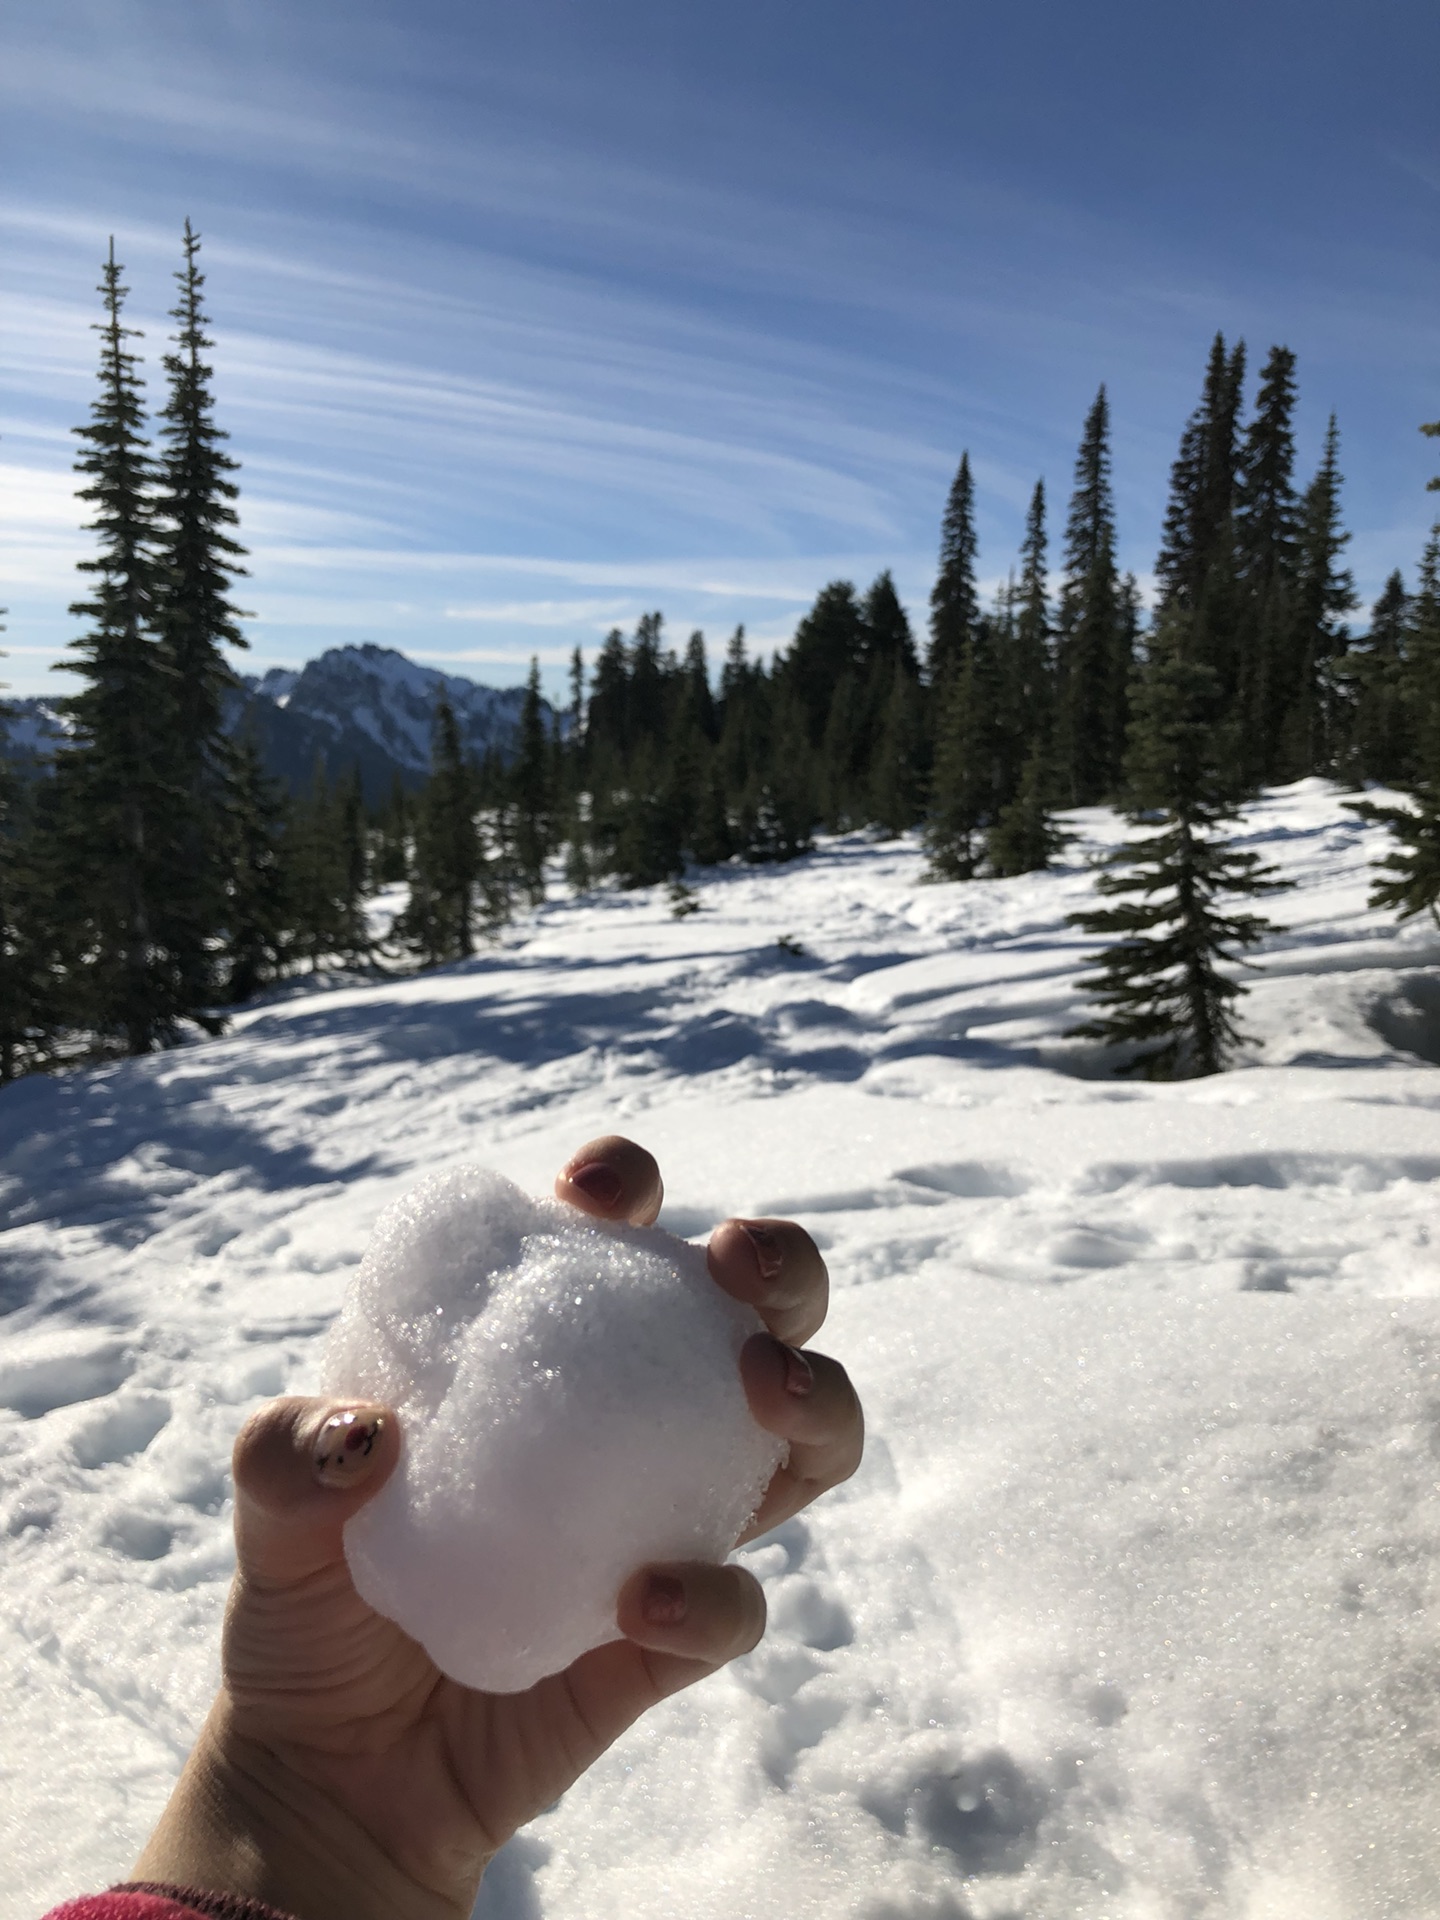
315, 1409, 384, 1488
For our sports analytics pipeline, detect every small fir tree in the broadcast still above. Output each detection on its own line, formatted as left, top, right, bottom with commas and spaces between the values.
1068, 625, 1288, 1078
987, 743, 1067, 877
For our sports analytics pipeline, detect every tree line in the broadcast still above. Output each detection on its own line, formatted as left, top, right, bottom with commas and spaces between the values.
2, 237, 1438, 1081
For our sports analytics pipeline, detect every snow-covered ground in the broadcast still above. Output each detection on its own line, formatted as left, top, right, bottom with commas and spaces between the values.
5, 779, 1440, 1920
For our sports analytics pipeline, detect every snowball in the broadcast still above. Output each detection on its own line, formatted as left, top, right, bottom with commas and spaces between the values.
321, 1167, 784, 1691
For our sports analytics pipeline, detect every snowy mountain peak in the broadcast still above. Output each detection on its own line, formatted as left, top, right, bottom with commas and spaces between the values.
260, 643, 532, 778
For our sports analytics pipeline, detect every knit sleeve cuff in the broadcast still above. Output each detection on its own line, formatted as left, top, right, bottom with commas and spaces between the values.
115, 1887, 300, 1920
40, 1886, 300, 1920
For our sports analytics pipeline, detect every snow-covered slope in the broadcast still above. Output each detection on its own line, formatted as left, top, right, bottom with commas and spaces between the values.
3, 781, 1440, 1920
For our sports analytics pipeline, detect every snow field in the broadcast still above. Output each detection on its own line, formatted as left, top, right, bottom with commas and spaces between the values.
2, 779, 1440, 1917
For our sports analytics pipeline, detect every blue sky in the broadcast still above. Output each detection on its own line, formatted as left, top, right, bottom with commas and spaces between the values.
2, 0, 1438, 698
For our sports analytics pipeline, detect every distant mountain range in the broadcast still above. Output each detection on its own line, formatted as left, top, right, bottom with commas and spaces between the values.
3, 644, 547, 805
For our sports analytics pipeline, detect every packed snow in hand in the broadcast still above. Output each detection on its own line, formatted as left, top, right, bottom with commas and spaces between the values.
321, 1167, 782, 1690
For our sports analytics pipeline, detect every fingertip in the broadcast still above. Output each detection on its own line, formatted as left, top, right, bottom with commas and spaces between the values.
557, 1136, 664, 1225
233, 1395, 399, 1534
616, 1562, 766, 1666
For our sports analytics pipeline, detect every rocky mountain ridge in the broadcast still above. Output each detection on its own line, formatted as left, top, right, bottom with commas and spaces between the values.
3, 644, 542, 803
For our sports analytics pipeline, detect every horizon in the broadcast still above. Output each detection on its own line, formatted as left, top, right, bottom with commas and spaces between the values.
3, 0, 1438, 701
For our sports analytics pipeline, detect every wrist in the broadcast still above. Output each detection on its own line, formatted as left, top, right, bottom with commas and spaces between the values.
133, 1699, 469, 1920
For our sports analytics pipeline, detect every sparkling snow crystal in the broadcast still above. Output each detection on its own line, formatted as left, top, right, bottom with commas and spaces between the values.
321, 1167, 783, 1691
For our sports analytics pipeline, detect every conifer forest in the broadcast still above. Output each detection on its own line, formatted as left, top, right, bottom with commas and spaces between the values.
3, 234, 1439, 1084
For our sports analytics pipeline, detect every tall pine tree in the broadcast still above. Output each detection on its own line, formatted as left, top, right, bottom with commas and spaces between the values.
1234, 346, 1301, 779
1055, 387, 1129, 804
55, 241, 181, 1054
153, 219, 250, 1007
511, 657, 552, 905
1282, 416, 1357, 775
929, 453, 980, 688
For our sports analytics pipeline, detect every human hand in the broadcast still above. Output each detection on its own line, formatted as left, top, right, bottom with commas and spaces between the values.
132, 1137, 863, 1920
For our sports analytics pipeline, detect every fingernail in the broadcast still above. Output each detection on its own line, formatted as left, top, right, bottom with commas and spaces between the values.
780, 1345, 814, 1397
742, 1222, 783, 1282
568, 1162, 623, 1208
641, 1572, 688, 1627
315, 1409, 385, 1488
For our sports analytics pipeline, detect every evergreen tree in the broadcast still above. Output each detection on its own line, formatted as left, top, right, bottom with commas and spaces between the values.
1068, 624, 1287, 1078
1153, 336, 1249, 784
511, 657, 552, 905
54, 241, 181, 1053
1155, 334, 1247, 616
784, 582, 865, 749
283, 758, 344, 969
861, 569, 920, 679
987, 741, 1067, 877
1352, 526, 1440, 926
870, 658, 927, 835
682, 630, 717, 741
333, 767, 371, 964
1407, 527, 1440, 778
372, 772, 412, 886
1344, 571, 1412, 784
0, 620, 57, 1078
929, 453, 980, 687
401, 696, 499, 962
1055, 387, 1129, 803
1008, 480, 1053, 754
153, 219, 250, 1006
1281, 416, 1357, 775
924, 621, 1002, 880
223, 729, 289, 1003
1235, 346, 1301, 777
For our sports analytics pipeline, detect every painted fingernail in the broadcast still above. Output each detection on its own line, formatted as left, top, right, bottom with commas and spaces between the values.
568, 1162, 624, 1208
315, 1410, 385, 1488
781, 1345, 814, 1396
641, 1572, 688, 1628
742, 1222, 784, 1282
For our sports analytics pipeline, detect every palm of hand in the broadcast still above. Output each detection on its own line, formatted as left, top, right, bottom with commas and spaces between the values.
222, 1492, 698, 1907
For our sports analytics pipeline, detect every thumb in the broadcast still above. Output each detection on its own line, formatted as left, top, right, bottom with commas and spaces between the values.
232, 1395, 399, 1586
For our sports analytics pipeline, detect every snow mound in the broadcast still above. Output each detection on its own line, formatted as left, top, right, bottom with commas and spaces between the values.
322, 1167, 782, 1690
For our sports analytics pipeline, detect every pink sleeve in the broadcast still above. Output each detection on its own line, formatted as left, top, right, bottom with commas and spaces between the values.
41, 1890, 297, 1920
40, 1900, 203, 1919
